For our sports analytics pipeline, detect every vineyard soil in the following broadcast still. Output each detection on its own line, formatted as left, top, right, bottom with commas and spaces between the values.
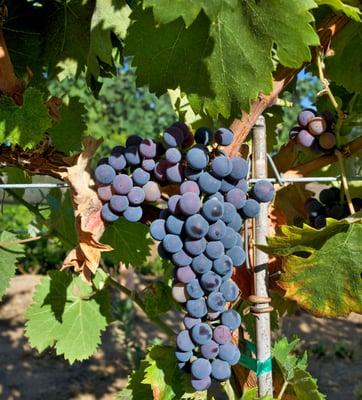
0, 276, 361, 400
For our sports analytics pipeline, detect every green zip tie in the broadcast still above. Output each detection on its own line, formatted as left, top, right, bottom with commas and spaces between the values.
238, 340, 272, 376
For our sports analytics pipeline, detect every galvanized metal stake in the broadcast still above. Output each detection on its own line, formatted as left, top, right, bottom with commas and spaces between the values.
252, 115, 273, 397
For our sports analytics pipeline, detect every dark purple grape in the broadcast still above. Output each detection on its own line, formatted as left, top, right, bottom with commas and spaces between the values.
200, 271, 222, 292
172, 283, 188, 303
185, 214, 209, 239
225, 188, 246, 209
229, 157, 248, 180
185, 167, 203, 182
126, 135, 142, 147
101, 203, 119, 222
165, 148, 182, 164
166, 163, 184, 183
227, 212, 243, 232
176, 330, 195, 352
184, 237, 207, 256
194, 127, 214, 145
218, 342, 239, 364
168, 195, 181, 214
220, 227, 237, 249
113, 174, 133, 195
184, 315, 201, 329
190, 377, 211, 391
226, 246, 245, 267
191, 358, 212, 380
326, 203, 345, 219
221, 203, 237, 224
304, 198, 323, 213
179, 192, 201, 216
297, 129, 315, 147
109, 195, 129, 213
213, 255, 233, 276
163, 234, 183, 253
198, 172, 221, 194
207, 292, 226, 312
166, 215, 184, 235
97, 185, 113, 202
180, 181, 200, 195
251, 180, 275, 203
211, 156, 232, 178
191, 323, 212, 345
163, 126, 184, 147
207, 220, 226, 241
200, 340, 219, 359
186, 298, 208, 318
186, 147, 208, 170
220, 178, 235, 194
143, 181, 161, 202
205, 241, 225, 260
221, 310, 241, 330
215, 128, 234, 146
202, 198, 224, 222
289, 126, 302, 141
186, 279, 205, 299
241, 199, 260, 218
312, 215, 326, 229
124, 145, 141, 165
132, 168, 150, 186
308, 117, 326, 136
127, 186, 145, 205
176, 266, 196, 283
191, 254, 213, 274
175, 350, 192, 362
109, 147, 126, 171
319, 187, 340, 205
211, 359, 231, 381
297, 109, 316, 127
157, 242, 171, 260
141, 158, 156, 172
213, 325, 231, 344
154, 160, 170, 182
139, 138, 157, 158
172, 250, 192, 267
123, 206, 142, 222
95, 164, 116, 185
150, 219, 167, 241
219, 279, 239, 301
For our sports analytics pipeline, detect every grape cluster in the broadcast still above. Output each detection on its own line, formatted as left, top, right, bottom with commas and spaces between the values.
304, 187, 362, 229
290, 109, 336, 152
94, 123, 276, 390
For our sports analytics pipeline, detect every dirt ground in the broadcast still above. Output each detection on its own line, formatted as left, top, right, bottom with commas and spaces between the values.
0, 275, 361, 400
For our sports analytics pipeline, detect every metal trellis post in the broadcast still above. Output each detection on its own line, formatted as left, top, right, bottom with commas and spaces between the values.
252, 115, 273, 397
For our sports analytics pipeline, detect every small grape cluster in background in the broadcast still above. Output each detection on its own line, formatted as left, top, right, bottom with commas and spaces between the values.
290, 109, 336, 152
304, 187, 362, 229
93, 122, 276, 391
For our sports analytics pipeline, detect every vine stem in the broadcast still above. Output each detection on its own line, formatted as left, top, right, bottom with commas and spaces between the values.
0, 235, 42, 247
335, 150, 355, 214
277, 381, 289, 400
108, 276, 176, 338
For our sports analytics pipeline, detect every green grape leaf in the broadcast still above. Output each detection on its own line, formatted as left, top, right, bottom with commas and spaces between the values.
315, 0, 361, 21
102, 218, 153, 268
290, 368, 326, 400
0, 88, 52, 148
46, 189, 78, 250
48, 97, 86, 153
0, 231, 25, 300
1, 167, 31, 197
325, 21, 362, 93
142, 281, 176, 318
125, 1, 319, 118
262, 220, 362, 317
143, 0, 238, 26
87, 0, 131, 83
25, 270, 113, 363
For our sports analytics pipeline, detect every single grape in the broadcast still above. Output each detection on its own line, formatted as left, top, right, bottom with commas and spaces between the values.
220, 227, 237, 249
172, 121, 189, 138
186, 298, 208, 318
168, 194, 181, 214
218, 343, 239, 364
221, 203, 237, 224
191, 254, 213, 274
326, 203, 345, 219
229, 347, 241, 365
139, 138, 157, 158
97, 185, 113, 202
175, 350, 193, 362
186, 146, 208, 170
211, 156, 232, 178
109, 147, 126, 171
127, 186, 145, 205
185, 167, 203, 181
220, 178, 235, 194
113, 174, 133, 195
143, 181, 161, 202
213, 255, 233, 276
186, 279, 205, 299
163, 126, 184, 147
176, 330, 195, 352
157, 242, 171, 260
165, 147, 182, 164
163, 234, 183, 253
123, 206, 142, 222
207, 220, 226, 241
213, 325, 231, 344
211, 359, 231, 381
191, 323, 213, 345
304, 198, 323, 213
215, 127, 234, 146
229, 157, 248, 180
184, 315, 201, 329
109, 195, 129, 213
101, 203, 119, 222
180, 181, 200, 195
172, 250, 192, 267
226, 246, 245, 267
185, 214, 209, 239
166, 215, 184, 235
312, 215, 326, 229
154, 160, 170, 182
207, 291, 226, 312
225, 188, 246, 209
251, 180, 275, 203
200, 271, 222, 292
297, 129, 315, 147
124, 145, 141, 165
191, 358, 212, 380
319, 187, 340, 205
166, 163, 184, 183
289, 126, 302, 141
97, 157, 108, 166
297, 109, 316, 127
207, 311, 221, 320
227, 213, 243, 232
172, 283, 189, 303
202, 198, 224, 222
150, 219, 167, 241
132, 168, 150, 186
95, 164, 116, 185
200, 340, 219, 359
179, 192, 201, 216
221, 268, 233, 281
141, 158, 156, 172
319, 132, 336, 150
176, 266, 196, 283
241, 199, 260, 218
184, 237, 207, 256
219, 280, 239, 301
198, 172, 221, 194
190, 377, 211, 391
205, 192, 224, 203
234, 232, 243, 247
221, 310, 241, 330
308, 116, 326, 136
205, 241, 225, 260
125, 135, 142, 147
195, 127, 214, 145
